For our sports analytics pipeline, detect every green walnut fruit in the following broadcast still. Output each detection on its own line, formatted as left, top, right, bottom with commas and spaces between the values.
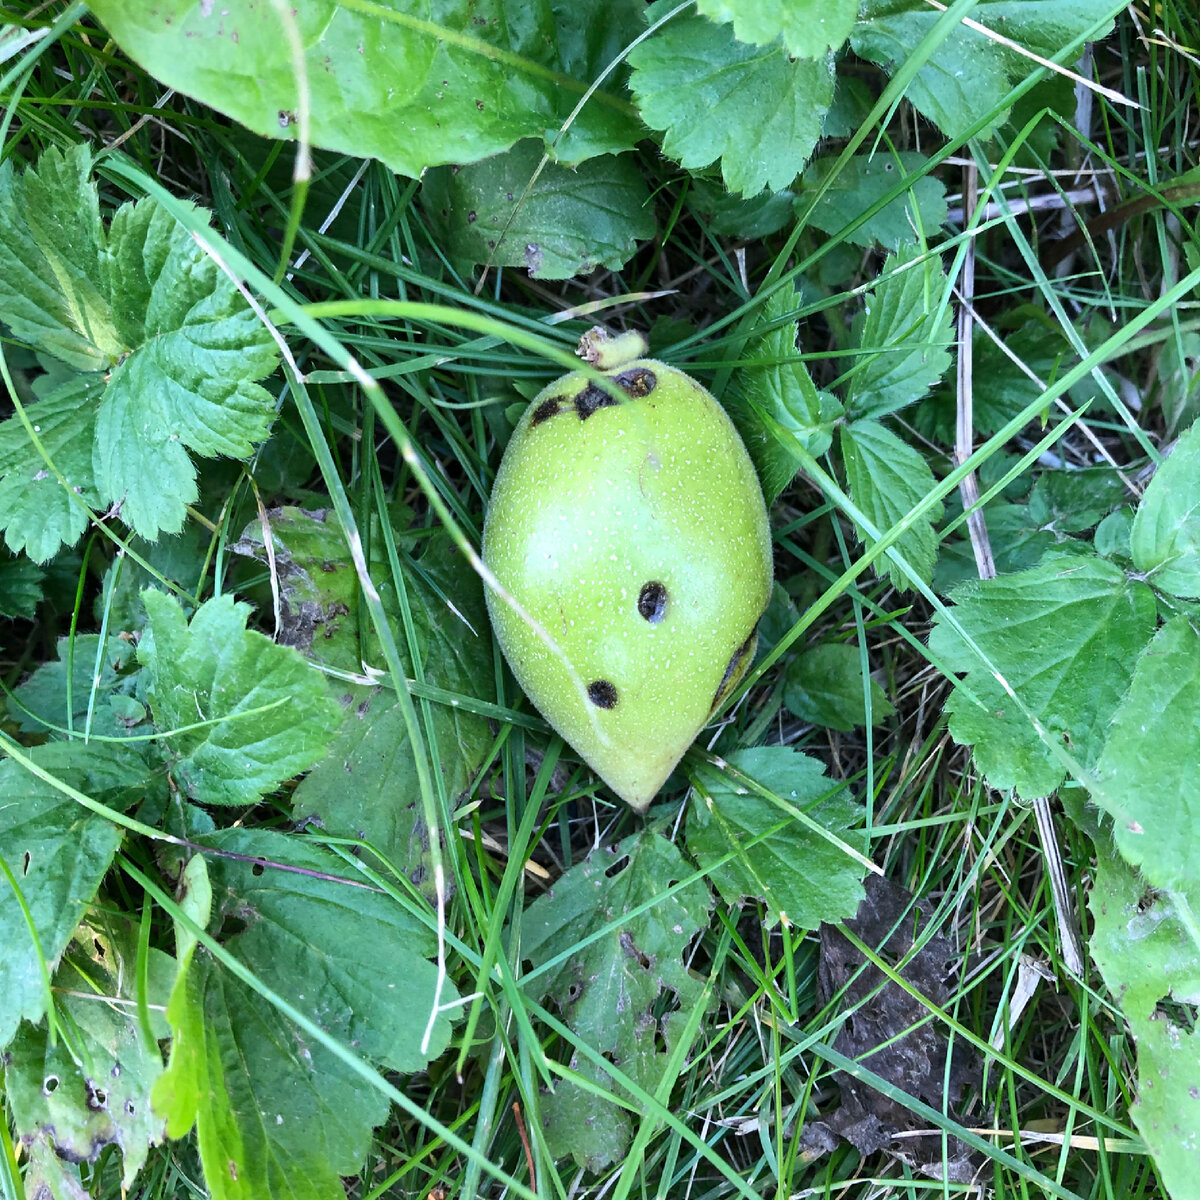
482, 329, 772, 811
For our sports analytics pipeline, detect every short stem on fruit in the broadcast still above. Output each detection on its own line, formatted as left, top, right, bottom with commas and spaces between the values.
577, 325, 649, 370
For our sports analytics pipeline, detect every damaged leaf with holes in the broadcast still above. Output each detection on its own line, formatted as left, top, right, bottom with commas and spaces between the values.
0, 741, 155, 1050
520, 830, 714, 1171
5, 917, 175, 1188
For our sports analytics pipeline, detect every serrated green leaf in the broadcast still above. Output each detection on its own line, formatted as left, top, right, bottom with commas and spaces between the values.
139, 590, 342, 806
90, 1, 641, 175
801, 151, 948, 249
847, 246, 954, 420
689, 747, 867, 928
422, 141, 654, 280
0, 147, 280, 549
725, 290, 842, 504
0, 547, 44, 618
783, 642, 895, 732
153, 950, 387, 1200
201, 829, 457, 1071
1090, 618, 1200, 893
686, 178, 797, 240
0, 144, 121, 370
0, 377, 104, 562
1088, 842, 1200, 1200
851, 0, 1121, 141
696, 0, 856, 56
93, 198, 278, 538
841, 418, 944, 589
929, 557, 1158, 799
521, 830, 713, 1170
6, 919, 173, 1187
1130, 421, 1200, 598
0, 742, 148, 1049
629, 5, 834, 197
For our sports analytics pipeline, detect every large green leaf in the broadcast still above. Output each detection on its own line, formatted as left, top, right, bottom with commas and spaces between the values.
1130, 421, 1200, 598
0, 145, 120, 371
0, 145, 280, 550
929, 557, 1158, 798
1088, 843, 1200, 1200
841, 417, 943, 589
0, 548, 44, 619
520, 830, 713, 1171
851, 0, 1121, 141
846, 246, 955, 420
0, 742, 150, 1049
88, 0, 641, 173
697, 0, 856, 57
154, 831, 455, 1200
138, 590, 342, 806
0, 377, 103, 562
5, 920, 173, 1188
725, 290, 842, 504
689, 747, 867, 928
629, 4, 834, 197
1090, 617, 1200, 893
422, 140, 655, 280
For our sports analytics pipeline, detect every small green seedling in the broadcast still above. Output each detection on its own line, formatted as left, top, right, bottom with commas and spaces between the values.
482, 328, 773, 811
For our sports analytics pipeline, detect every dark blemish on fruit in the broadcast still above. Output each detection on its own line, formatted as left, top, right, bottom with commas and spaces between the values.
531, 396, 564, 426
574, 382, 618, 420
637, 581, 668, 624
711, 624, 759, 711
615, 367, 656, 398
588, 679, 618, 708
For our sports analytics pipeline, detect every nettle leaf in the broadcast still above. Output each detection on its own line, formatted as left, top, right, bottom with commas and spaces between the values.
0, 145, 279, 551
783, 642, 895, 732
0, 741, 152, 1049
841, 418, 943, 590
154, 831, 456, 1200
725, 290, 843, 504
521, 830, 714, 1171
689, 747, 867, 928
0, 377, 104, 562
90, 0, 641, 174
139, 590, 342, 806
696, 0, 856, 56
422, 141, 654, 280
203, 829, 457, 1071
801, 152, 948, 249
1088, 842, 1200, 1200
846, 246, 955, 420
6, 920, 173, 1188
629, 4, 834, 198
1090, 617, 1200, 893
934, 502, 1070, 595
929, 557, 1158, 799
0, 144, 121, 371
1130, 421, 1200, 598
851, 0, 1121, 141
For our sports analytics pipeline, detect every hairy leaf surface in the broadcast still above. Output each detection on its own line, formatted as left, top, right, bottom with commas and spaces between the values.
139, 590, 342, 806
629, 5, 834, 197
930, 557, 1157, 798
690, 747, 867, 928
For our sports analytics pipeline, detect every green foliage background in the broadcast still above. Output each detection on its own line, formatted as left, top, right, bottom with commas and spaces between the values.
1, 1, 1198, 1199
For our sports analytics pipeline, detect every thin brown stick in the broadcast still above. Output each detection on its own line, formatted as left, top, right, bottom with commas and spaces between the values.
512, 1102, 537, 1195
